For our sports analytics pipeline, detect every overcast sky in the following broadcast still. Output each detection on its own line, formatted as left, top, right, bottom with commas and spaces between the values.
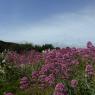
0, 0, 95, 47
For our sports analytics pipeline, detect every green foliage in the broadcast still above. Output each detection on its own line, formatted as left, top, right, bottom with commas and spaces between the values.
16, 86, 54, 95
0, 80, 19, 95
0, 40, 55, 53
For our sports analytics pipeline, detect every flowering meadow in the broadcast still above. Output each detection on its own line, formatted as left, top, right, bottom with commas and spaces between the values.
1, 42, 95, 95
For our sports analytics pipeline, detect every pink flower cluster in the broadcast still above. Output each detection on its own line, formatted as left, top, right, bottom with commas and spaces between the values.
20, 76, 30, 90
71, 79, 78, 88
4, 92, 14, 95
6, 50, 43, 65
32, 71, 39, 79
54, 83, 67, 95
85, 64, 94, 77
4, 41, 95, 94
30, 42, 95, 92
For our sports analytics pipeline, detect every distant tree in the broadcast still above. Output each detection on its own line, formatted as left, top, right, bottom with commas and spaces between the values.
42, 44, 54, 50
0, 40, 55, 53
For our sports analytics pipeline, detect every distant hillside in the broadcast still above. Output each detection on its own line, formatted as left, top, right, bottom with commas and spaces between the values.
0, 40, 55, 53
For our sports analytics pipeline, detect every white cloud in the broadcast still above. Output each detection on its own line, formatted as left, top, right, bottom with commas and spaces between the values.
0, 6, 95, 47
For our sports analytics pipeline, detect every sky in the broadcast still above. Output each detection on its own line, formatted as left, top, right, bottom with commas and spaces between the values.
0, 0, 95, 47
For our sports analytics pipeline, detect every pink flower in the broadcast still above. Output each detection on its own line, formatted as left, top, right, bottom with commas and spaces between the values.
71, 79, 78, 88
54, 83, 67, 95
44, 74, 55, 85
87, 41, 94, 48
20, 76, 28, 81
4, 92, 14, 95
55, 83, 65, 92
85, 64, 94, 77
20, 76, 29, 90
32, 71, 39, 79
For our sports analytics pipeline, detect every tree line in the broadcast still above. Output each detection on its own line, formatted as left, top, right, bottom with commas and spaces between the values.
0, 40, 59, 53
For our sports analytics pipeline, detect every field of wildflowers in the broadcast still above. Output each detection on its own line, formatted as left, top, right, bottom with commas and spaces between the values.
0, 41, 95, 95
